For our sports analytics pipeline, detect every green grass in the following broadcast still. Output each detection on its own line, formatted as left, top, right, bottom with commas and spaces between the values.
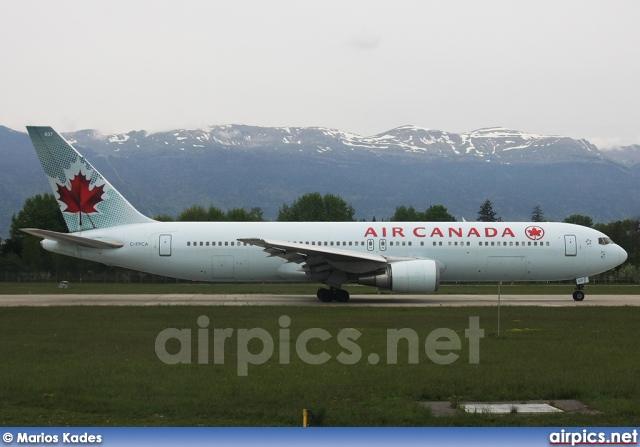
1, 281, 639, 295
0, 306, 639, 426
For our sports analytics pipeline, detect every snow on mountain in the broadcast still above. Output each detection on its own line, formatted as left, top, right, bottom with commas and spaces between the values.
598, 144, 640, 166
66, 124, 608, 164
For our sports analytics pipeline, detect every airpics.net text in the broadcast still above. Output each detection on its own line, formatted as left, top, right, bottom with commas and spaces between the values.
155, 316, 484, 376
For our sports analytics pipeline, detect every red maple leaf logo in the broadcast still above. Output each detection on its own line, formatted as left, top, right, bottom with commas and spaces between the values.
56, 172, 105, 215
525, 226, 545, 240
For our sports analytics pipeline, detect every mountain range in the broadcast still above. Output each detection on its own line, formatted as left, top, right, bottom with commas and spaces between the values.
1, 124, 639, 238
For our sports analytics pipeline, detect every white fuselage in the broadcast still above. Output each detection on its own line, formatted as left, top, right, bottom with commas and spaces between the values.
42, 221, 627, 284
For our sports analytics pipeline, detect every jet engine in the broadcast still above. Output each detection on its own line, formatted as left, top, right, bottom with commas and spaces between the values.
358, 259, 440, 293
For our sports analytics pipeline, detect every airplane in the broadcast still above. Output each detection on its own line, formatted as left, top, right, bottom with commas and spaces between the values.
22, 126, 627, 302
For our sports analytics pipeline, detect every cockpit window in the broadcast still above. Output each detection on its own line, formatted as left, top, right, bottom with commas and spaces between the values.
598, 237, 613, 245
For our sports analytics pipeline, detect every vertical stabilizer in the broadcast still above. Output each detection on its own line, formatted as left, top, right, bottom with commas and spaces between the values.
26, 126, 154, 232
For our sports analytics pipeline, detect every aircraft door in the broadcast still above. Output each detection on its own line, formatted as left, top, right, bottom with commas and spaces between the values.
367, 239, 374, 251
379, 239, 387, 251
486, 256, 527, 280
212, 256, 234, 278
159, 234, 172, 256
565, 235, 577, 256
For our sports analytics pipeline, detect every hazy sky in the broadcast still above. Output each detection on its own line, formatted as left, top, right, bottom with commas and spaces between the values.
1, 0, 639, 147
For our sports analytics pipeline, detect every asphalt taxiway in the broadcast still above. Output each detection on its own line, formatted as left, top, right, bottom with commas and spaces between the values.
0, 293, 637, 307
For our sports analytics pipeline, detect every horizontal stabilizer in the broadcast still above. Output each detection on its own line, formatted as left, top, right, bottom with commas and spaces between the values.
21, 228, 123, 249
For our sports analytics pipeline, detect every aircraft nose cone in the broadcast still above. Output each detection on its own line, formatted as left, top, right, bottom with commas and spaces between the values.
619, 245, 628, 265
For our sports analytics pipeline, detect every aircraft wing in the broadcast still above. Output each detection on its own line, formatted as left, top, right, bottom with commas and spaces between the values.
239, 237, 402, 274
21, 228, 124, 249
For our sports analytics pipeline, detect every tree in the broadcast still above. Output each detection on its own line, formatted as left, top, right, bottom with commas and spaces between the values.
226, 207, 264, 222
477, 200, 500, 222
154, 214, 175, 222
563, 214, 593, 228
168, 205, 264, 222
177, 205, 207, 221
531, 204, 544, 222
390, 205, 422, 221
391, 204, 456, 222
250, 207, 264, 222
423, 205, 456, 222
177, 205, 226, 222
9, 193, 67, 240
277, 193, 355, 222
4, 193, 97, 271
7, 194, 67, 270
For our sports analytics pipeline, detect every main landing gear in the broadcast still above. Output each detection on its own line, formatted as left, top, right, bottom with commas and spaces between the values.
572, 284, 585, 301
317, 288, 350, 303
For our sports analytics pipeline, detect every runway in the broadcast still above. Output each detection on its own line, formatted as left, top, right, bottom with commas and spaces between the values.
0, 293, 637, 307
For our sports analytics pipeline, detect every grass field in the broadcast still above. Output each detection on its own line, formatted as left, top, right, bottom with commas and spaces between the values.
0, 305, 639, 426
1, 281, 639, 295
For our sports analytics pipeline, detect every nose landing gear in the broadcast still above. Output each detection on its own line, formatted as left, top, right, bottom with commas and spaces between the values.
572, 284, 585, 301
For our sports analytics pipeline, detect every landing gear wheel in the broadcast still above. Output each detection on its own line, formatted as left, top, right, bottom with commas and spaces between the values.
572, 290, 585, 301
316, 288, 350, 302
317, 288, 333, 302
336, 289, 350, 302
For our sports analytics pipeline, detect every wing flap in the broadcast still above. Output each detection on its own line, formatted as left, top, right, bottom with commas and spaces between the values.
238, 237, 389, 274
21, 228, 124, 249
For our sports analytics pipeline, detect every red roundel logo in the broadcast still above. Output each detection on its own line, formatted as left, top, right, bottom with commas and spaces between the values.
525, 226, 545, 240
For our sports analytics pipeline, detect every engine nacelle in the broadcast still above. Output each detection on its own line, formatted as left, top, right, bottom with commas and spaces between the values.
358, 259, 440, 293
